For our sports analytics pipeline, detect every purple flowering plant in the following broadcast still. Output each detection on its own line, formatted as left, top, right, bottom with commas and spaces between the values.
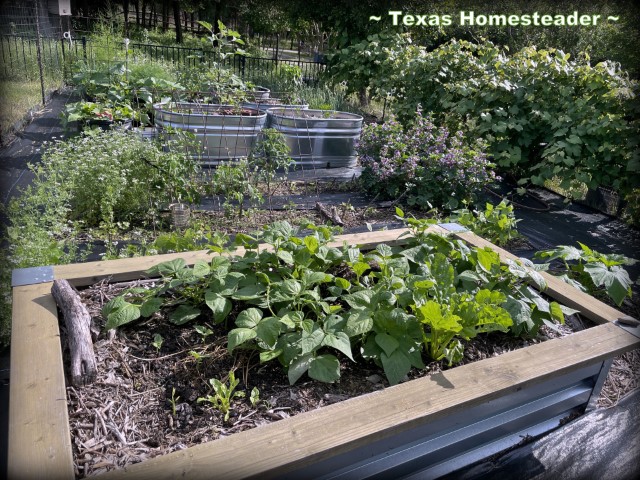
357, 109, 498, 209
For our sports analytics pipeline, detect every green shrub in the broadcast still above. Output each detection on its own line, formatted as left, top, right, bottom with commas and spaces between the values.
357, 110, 496, 209
8, 129, 201, 237
375, 38, 639, 197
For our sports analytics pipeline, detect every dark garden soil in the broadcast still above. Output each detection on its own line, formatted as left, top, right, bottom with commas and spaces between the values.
64, 278, 592, 478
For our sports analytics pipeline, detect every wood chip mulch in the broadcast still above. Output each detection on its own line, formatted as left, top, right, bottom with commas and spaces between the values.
62, 278, 636, 478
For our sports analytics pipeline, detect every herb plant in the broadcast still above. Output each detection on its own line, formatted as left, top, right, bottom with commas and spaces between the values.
357, 109, 497, 210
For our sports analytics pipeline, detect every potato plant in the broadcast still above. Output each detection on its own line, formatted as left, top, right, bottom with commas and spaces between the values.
103, 221, 575, 386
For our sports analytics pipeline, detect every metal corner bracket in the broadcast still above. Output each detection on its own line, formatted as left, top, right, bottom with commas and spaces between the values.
11, 266, 55, 287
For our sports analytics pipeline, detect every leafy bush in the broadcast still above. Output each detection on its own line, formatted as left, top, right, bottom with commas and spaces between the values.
8, 129, 201, 237
104, 220, 568, 386
447, 200, 520, 246
535, 243, 636, 306
374, 38, 639, 196
357, 110, 497, 209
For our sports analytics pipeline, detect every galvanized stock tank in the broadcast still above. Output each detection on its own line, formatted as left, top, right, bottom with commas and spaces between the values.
153, 102, 267, 164
267, 108, 363, 168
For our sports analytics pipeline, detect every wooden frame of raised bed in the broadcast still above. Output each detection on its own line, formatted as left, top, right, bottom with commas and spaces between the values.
8, 225, 639, 479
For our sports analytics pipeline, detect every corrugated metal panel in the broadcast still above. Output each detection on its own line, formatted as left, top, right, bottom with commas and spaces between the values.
281, 362, 607, 480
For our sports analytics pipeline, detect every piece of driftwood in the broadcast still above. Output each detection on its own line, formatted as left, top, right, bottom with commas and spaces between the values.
316, 201, 344, 226
51, 279, 97, 386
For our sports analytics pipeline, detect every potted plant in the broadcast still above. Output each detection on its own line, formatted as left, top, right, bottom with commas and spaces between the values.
153, 101, 267, 163
267, 107, 363, 168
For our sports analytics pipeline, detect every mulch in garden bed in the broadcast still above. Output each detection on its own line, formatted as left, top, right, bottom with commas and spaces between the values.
63, 278, 591, 478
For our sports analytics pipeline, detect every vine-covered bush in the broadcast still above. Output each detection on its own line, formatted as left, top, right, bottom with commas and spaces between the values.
374, 38, 639, 196
357, 110, 497, 209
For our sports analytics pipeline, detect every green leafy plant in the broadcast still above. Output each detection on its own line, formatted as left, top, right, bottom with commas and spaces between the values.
249, 387, 260, 408
357, 109, 497, 210
169, 387, 180, 416
197, 371, 245, 422
152, 333, 164, 353
447, 200, 520, 246
535, 243, 636, 306
369, 37, 639, 197
103, 220, 571, 386
194, 325, 214, 343
249, 128, 294, 208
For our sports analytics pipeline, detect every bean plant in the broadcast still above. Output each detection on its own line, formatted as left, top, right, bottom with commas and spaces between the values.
104, 220, 577, 386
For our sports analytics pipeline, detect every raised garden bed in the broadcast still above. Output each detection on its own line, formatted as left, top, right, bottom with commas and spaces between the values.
8, 226, 639, 479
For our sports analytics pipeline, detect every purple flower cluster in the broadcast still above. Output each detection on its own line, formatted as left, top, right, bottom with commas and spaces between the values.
357, 109, 496, 208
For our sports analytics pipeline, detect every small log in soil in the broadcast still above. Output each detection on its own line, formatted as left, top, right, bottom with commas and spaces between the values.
52, 279, 97, 386
316, 201, 344, 226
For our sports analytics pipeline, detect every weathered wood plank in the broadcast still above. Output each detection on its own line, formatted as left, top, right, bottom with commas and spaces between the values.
99, 322, 639, 480
8, 283, 75, 480
451, 230, 629, 324
53, 228, 413, 287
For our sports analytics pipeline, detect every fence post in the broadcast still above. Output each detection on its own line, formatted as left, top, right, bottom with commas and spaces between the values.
241, 55, 245, 80
34, 0, 46, 105
82, 36, 87, 61
61, 37, 66, 80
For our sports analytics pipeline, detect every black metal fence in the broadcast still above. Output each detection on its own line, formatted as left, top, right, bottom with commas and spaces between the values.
0, 33, 326, 88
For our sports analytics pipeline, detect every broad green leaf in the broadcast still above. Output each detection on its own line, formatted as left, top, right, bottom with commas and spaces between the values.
260, 349, 282, 363
106, 301, 141, 330
352, 261, 371, 277
140, 297, 163, 317
308, 354, 341, 383
584, 263, 632, 306
228, 328, 257, 352
205, 292, 232, 323
277, 249, 295, 265
300, 327, 325, 355
231, 285, 265, 300
376, 243, 393, 258
145, 258, 186, 277
281, 279, 302, 297
169, 305, 201, 325
192, 260, 211, 278
380, 350, 412, 385
288, 353, 314, 385
335, 277, 351, 290
321, 331, 354, 360
235, 308, 263, 328
343, 290, 373, 309
304, 236, 319, 254
549, 301, 565, 323
345, 311, 374, 337
256, 317, 281, 348
476, 248, 500, 273
375, 332, 399, 357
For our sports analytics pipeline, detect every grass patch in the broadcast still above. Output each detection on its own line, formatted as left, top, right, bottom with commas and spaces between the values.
0, 80, 59, 142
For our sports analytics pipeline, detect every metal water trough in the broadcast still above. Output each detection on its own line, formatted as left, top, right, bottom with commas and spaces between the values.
268, 108, 363, 168
153, 102, 267, 164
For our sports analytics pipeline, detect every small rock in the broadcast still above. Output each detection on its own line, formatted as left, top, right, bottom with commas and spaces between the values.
366, 374, 382, 384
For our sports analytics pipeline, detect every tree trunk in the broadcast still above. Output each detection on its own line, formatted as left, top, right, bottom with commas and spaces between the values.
134, 0, 140, 26
123, 0, 130, 37
162, 0, 169, 31
173, 1, 183, 43
51, 279, 97, 387
141, 0, 147, 28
